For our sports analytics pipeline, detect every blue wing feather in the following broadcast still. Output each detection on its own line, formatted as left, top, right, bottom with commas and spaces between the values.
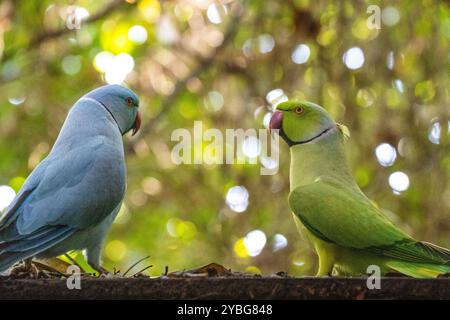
15, 137, 125, 234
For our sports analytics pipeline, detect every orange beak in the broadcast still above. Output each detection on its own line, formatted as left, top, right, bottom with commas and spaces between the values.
132, 112, 141, 136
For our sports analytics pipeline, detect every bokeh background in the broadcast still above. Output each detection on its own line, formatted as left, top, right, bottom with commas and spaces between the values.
0, 0, 449, 276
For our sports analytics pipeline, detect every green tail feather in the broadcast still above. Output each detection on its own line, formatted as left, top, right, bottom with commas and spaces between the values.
387, 260, 450, 278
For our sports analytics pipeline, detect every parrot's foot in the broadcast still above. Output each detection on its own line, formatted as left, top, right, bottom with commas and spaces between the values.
9, 259, 39, 279
9, 259, 64, 279
91, 265, 110, 277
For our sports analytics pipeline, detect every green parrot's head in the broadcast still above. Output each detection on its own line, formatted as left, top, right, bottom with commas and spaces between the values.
269, 101, 338, 147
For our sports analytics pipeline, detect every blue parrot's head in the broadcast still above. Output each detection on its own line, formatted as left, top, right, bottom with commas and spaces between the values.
85, 84, 141, 136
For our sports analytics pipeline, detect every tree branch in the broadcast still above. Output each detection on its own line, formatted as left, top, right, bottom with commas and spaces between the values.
31, 0, 128, 46
2, 0, 130, 62
127, 9, 243, 153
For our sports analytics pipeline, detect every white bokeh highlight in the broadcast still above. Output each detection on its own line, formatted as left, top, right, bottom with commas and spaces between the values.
0, 185, 16, 212
382, 6, 400, 26
105, 54, 134, 84
206, 3, 227, 24
343, 47, 365, 70
260, 155, 278, 170
204, 91, 224, 112
8, 96, 26, 106
389, 171, 410, 193
272, 233, 288, 252
266, 89, 288, 108
258, 34, 275, 54
394, 79, 404, 93
74, 6, 89, 21
157, 15, 179, 44
242, 136, 261, 158
226, 186, 249, 213
128, 25, 148, 44
94, 52, 134, 85
291, 44, 310, 64
244, 230, 267, 257
263, 112, 272, 128
375, 143, 397, 167
428, 121, 441, 145
387, 51, 394, 70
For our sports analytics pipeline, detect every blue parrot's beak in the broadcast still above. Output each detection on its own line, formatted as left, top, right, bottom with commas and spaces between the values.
132, 112, 141, 136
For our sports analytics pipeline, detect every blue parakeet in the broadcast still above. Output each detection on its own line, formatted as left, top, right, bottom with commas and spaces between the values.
0, 84, 141, 273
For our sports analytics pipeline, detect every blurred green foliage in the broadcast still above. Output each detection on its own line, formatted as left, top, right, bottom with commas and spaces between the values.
0, 0, 449, 276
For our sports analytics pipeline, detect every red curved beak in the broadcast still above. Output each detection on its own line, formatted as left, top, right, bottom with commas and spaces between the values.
269, 110, 283, 133
132, 112, 141, 136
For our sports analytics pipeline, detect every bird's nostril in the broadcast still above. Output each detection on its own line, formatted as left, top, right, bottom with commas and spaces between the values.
269, 110, 283, 131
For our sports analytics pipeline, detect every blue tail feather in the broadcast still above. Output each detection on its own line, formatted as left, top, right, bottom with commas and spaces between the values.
0, 226, 74, 273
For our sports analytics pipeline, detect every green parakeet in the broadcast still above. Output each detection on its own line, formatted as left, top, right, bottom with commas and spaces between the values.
269, 101, 450, 278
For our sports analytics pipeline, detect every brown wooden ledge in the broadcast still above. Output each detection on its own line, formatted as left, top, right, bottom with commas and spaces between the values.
1, 277, 449, 300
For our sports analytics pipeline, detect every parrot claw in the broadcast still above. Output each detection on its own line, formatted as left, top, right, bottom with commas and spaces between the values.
10, 259, 39, 278
92, 265, 110, 277
8, 259, 64, 279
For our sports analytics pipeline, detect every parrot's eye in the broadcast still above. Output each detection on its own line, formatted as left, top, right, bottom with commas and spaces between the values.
125, 97, 134, 107
294, 106, 304, 115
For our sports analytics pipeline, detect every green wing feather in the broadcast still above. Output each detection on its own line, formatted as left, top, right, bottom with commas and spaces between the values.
288, 178, 450, 265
